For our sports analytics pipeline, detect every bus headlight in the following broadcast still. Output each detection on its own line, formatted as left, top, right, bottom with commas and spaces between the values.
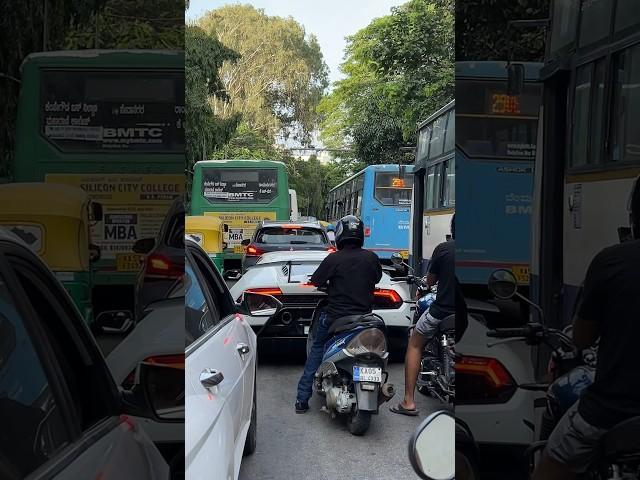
346, 328, 387, 356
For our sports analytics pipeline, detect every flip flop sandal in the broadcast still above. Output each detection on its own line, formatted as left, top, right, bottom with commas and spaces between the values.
389, 404, 419, 416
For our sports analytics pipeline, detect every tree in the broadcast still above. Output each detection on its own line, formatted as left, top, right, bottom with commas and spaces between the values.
318, 0, 454, 165
198, 5, 329, 145
186, 24, 240, 201
456, 0, 549, 61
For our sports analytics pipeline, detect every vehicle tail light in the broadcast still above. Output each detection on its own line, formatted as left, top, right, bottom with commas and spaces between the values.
327, 246, 336, 253
245, 244, 265, 256
145, 254, 183, 279
456, 355, 517, 404
238, 287, 283, 303
364, 227, 371, 237
121, 353, 185, 390
373, 288, 402, 309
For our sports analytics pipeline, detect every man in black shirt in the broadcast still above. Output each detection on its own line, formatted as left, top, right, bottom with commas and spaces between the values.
391, 215, 456, 416
295, 215, 382, 413
534, 177, 640, 479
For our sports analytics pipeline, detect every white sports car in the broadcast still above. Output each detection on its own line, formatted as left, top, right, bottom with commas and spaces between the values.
229, 250, 413, 353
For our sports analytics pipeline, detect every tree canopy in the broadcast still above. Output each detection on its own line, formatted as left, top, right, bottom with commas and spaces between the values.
318, 0, 454, 165
198, 5, 329, 145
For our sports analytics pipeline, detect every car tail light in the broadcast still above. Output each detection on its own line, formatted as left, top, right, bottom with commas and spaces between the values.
373, 288, 402, 309
364, 226, 371, 237
145, 254, 183, 278
245, 244, 265, 256
237, 287, 283, 303
456, 355, 517, 404
121, 353, 185, 390
327, 246, 336, 253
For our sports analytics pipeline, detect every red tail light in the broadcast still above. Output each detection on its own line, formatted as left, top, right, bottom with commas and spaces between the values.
373, 288, 402, 309
238, 287, 283, 303
122, 353, 185, 390
245, 244, 265, 256
327, 246, 336, 253
456, 355, 517, 404
145, 254, 183, 278
364, 227, 371, 237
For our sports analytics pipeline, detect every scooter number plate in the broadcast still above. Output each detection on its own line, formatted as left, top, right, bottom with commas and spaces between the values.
353, 366, 382, 383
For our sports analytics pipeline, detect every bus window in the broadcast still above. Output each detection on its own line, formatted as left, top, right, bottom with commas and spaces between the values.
433, 163, 442, 208
425, 166, 435, 210
589, 59, 606, 165
418, 125, 432, 161
201, 168, 278, 203
374, 172, 413, 206
610, 45, 640, 165
443, 158, 455, 207
571, 65, 592, 167
444, 111, 455, 153
429, 114, 446, 158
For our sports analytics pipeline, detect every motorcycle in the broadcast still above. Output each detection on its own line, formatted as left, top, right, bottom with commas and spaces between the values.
390, 252, 455, 405
307, 298, 396, 435
486, 269, 640, 479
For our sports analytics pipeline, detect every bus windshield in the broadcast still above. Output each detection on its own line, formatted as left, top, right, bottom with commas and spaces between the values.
374, 171, 414, 206
41, 70, 184, 152
201, 167, 279, 204
456, 80, 541, 159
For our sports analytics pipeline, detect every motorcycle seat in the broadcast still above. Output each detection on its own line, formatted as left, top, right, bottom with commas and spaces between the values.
601, 416, 640, 459
329, 313, 385, 335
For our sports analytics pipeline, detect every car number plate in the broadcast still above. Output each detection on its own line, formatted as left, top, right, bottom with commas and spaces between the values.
353, 366, 382, 383
228, 228, 244, 242
234, 245, 244, 254
511, 265, 530, 284
116, 253, 144, 272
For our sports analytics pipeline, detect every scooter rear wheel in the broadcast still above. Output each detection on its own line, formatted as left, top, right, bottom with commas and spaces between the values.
347, 410, 372, 436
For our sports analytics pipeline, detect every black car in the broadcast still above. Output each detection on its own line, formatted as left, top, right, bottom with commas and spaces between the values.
133, 196, 185, 321
240, 220, 334, 272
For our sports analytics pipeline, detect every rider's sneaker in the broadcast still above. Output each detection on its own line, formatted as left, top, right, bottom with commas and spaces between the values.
295, 400, 309, 414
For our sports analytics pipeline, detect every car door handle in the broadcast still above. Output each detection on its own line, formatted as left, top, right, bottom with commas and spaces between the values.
237, 343, 250, 356
200, 368, 224, 389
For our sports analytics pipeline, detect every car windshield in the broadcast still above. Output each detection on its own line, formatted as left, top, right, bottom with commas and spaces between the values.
256, 227, 326, 245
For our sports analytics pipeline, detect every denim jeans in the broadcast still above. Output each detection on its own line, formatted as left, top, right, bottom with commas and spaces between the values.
296, 310, 331, 403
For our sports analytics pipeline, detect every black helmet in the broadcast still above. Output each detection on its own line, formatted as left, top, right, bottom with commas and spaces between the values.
629, 176, 640, 239
335, 215, 364, 249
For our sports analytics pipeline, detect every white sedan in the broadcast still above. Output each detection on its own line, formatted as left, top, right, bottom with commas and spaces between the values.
229, 250, 413, 353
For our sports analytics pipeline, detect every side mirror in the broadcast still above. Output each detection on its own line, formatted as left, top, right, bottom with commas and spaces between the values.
122, 362, 184, 422
390, 252, 404, 266
488, 269, 518, 299
133, 237, 155, 254
241, 292, 282, 317
95, 310, 134, 334
241, 238, 251, 246
89, 243, 101, 262
409, 410, 455, 480
91, 202, 103, 222
507, 63, 525, 96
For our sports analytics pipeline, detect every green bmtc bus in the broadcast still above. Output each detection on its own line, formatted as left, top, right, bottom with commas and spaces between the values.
190, 159, 291, 276
13, 50, 184, 314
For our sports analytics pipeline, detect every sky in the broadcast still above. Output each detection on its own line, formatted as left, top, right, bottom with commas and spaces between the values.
185, 0, 406, 84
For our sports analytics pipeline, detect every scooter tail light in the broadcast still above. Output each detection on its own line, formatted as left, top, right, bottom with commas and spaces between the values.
346, 328, 387, 356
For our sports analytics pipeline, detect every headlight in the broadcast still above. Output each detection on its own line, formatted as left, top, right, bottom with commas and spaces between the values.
346, 328, 386, 356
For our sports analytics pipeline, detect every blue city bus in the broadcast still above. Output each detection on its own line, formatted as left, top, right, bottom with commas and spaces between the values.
456, 61, 542, 298
326, 164, 414, 264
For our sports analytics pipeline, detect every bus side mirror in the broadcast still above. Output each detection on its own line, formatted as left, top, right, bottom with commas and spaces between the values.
507, 63, 525, 95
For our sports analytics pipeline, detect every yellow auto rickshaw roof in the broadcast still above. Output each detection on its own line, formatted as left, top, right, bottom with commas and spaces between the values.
0, 183, 89, 218
185, 215, 223, 230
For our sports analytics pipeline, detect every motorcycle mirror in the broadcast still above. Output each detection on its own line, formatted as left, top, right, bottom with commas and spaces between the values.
488, 269, 518, 300
409, 410, 455, 480
391, 252, 404, 266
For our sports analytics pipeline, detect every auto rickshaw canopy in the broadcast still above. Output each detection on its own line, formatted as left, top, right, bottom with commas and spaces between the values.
0, 183, 93, 271
185, 215, 224, 254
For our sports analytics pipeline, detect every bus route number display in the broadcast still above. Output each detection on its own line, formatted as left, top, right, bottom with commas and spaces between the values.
491, 93, 521, 115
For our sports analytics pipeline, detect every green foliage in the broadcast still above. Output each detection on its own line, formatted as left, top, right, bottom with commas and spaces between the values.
318, 0, 454, 165
456, 0, 549, 61
198, 5, 329, 144
186, 25, 240, 202
65, 0, 184, 49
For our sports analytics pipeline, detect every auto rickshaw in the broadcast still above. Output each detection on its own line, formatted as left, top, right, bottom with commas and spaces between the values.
185, 215, 224, 273
0, 183, 103, 326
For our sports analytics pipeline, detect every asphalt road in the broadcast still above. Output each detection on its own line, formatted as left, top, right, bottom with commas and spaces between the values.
238, 347, 442, 480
